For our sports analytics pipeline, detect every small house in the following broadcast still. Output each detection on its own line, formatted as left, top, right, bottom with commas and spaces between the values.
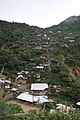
76, 102, 80, 108
17, 92, 50, 104
17, 92, 38, 103
35, 66, 44, 71
0, 78, 11, 89
16, 75, 26, 84
31, 83, 48, 95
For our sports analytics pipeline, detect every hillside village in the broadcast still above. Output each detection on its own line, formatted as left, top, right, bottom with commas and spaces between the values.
0, 16, 80, 113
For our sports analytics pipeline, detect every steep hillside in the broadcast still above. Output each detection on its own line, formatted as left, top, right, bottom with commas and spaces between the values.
0, 17, 80, 78
0, 20, 43, 47
0, 16, 80, 103
0, 20, 44, 77
44, 15, 80, 70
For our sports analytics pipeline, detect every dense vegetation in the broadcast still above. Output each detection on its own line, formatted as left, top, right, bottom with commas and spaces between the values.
0, 100, 23, 120
0, 101, 80, 120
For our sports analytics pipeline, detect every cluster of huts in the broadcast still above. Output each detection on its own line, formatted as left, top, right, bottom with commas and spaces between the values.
0, 75, 79, 113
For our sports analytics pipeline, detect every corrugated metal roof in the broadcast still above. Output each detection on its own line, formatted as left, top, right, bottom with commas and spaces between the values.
17, 92, 38, 103
36, 96, 49, 104
36, 66, 44, 69
17, 92, 50, 104
31, 83, 48, 90
11, 88, 17, 91
76, 102, 80, 106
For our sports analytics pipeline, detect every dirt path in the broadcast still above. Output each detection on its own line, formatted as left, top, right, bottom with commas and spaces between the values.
7, 100, 39, 112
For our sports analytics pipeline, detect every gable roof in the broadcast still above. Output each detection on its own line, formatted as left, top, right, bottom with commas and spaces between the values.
36, 96, 49, 104
17, 92, 38, 103
76, 102, 80, 106
31, 83, 48, 90
17, 92, 50, 104
36, 66, 44, 69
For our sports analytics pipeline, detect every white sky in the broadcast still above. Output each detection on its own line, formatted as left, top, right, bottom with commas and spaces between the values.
0, 0, 80, 28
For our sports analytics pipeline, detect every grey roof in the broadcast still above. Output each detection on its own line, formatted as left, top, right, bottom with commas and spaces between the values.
31, 83, 48, 90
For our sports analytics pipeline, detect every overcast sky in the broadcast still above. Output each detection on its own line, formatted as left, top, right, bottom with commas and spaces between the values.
0, 0, 80, 28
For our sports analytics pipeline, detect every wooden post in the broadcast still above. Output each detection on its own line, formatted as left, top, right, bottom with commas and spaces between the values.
0, 67, 4, 75
65, 101, 67, 113
32, 91, 34, 103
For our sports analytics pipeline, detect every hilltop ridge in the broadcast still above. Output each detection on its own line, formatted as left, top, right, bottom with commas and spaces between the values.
61, 15, 80, 23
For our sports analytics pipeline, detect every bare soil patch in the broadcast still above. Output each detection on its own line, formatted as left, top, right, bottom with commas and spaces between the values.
7, 100, 39, 112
